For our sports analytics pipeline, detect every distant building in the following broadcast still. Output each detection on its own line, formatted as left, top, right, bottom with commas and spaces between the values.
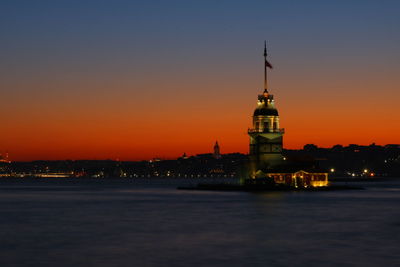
0, 152, 11, 163
213, 141, 221, 159
247, 43, 328, 187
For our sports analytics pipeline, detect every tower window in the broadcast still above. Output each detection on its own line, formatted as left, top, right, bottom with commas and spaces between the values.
263, 122, 269, 130
273, 122, 277, 129
255, 122, 260, 130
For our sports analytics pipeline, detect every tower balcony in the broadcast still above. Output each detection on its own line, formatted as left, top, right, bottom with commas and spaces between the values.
248, 128, 285, 134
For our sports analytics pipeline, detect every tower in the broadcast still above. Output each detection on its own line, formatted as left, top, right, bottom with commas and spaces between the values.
213, 141, 221, 159
248, 42, 284, 177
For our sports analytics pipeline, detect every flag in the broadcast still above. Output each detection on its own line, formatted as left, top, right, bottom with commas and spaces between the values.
265, 60, 273, 69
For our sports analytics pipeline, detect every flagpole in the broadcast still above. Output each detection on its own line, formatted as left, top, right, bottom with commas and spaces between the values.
264, 41, 268, 92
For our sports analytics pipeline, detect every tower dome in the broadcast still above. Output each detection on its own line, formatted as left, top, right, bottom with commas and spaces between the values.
254, 108, 278, 116
254, 106, 278, 116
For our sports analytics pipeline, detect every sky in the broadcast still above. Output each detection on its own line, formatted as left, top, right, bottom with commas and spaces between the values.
1, 0, 399, 161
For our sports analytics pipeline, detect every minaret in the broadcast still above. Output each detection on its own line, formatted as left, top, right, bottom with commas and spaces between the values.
213, 141, 221, 159
248, 43, 284, 178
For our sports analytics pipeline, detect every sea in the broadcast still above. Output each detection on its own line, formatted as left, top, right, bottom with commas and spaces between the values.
0, 178, 399, 267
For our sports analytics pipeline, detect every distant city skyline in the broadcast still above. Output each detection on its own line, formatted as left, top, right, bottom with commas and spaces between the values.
1, 1, 400, 161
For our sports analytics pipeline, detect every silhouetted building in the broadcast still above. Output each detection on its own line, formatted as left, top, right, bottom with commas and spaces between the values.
213, 141, 221, 159
2, 143, 400, 178
0, 152, 11, 163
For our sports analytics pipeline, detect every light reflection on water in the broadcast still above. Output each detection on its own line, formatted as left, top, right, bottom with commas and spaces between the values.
0, 178, 399, 267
